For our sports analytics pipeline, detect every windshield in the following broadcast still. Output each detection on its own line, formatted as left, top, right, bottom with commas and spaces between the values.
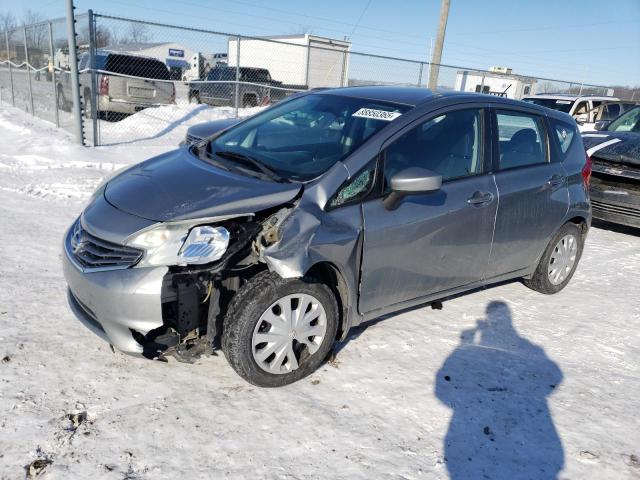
522, 97, 574, 113
608, 106, 640, 133
209, 94, 411, 181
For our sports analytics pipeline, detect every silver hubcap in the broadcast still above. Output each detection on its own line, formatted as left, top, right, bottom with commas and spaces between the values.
252, 293, 327, 375
548, 234, 578, 285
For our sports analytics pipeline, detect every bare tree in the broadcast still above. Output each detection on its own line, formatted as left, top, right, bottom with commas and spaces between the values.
1, 11, 17, 32
22, 9, 47, 50
121, 22, 150, 44
77, 25, 112, 49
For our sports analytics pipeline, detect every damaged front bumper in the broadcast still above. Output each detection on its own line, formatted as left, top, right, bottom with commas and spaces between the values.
62, 225, 167, 355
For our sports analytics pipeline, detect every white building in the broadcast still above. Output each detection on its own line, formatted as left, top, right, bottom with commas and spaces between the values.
107, 42, 196, 79
227, 34, 351, 88
455, 67, 537, 99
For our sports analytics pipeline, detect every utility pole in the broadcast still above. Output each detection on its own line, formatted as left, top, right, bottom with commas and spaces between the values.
428, 0, 450, 90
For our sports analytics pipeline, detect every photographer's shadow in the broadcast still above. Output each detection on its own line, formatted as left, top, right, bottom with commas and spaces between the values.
435, 301, 564, 479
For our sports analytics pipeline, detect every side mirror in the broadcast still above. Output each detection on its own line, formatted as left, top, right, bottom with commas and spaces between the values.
594, 120, 611, 131
383, 167, 442, 210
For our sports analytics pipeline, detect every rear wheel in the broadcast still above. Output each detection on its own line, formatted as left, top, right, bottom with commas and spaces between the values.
222, 271, 338, 387
524, 222, 584, 294
56, 86, 67, 111
82, 90, 94, 119
242, 95, 257, 108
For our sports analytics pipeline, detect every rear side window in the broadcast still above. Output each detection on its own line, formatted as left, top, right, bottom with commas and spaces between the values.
550, 120, 576, 154
496, 110, 547, 169
105, 54, 171, 80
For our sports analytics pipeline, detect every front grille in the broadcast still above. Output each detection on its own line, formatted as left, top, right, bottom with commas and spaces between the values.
591, 199, 640, 220
69, 220, 143, 270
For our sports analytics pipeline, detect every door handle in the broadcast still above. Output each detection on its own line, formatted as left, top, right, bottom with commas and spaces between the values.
467, 191, 494, 206
547, 174, 565, 187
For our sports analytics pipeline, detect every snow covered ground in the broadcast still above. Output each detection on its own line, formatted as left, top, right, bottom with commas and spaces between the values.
0, 104, 639, 480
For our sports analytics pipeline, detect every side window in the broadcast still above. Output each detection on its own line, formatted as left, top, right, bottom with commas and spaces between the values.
383, 109, 484, 190
329, 162, 376, 208
523, 85, 531, 95
573, 101, 588, 123
551, 120, 576, 154
78, 54, 88, 70
605, 104, 620, 119
496, 110, 547, 170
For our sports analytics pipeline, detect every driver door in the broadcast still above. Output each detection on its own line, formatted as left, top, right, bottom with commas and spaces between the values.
359, 107, 497, 314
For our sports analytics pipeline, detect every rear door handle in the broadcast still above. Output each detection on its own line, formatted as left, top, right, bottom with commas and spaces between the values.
467, 191, 494, 206
547, 174, 565, 187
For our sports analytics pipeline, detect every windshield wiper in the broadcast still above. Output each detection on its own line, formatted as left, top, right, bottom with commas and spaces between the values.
215, 150, 286, 182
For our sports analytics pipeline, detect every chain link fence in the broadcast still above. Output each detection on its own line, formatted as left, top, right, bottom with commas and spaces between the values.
2, 11, 637, 147
0, 14, 89, 138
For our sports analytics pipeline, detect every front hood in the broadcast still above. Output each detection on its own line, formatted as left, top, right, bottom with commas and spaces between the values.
104, 149, 301, 222
581, 131, 640, 166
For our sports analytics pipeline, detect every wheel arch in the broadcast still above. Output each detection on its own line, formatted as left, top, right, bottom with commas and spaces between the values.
565, 215, 589, 236
305, 261, 350, 341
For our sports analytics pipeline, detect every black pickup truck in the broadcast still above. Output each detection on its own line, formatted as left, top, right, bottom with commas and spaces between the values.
187, 66, 302, 107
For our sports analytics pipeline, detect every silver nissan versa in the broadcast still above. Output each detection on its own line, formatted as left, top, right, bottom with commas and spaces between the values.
62, 87, 591, 387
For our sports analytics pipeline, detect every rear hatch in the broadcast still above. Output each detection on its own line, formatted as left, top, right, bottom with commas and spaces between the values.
104, 54, 174, 105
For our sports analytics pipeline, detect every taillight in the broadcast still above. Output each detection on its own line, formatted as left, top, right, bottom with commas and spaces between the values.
99, 76, 109, 96
582, 153, 592, 186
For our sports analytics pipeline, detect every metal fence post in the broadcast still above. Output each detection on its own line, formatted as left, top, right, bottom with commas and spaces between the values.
88, 10, 99, 146
5, 30, 14, 106
48, 22, 59, 127
65, 0, 84, 145
234, 35, 240, 118
417, 63, 423, 87
304, 42, 310, 87
480, 74, 485, 94
23, 27, 35, 114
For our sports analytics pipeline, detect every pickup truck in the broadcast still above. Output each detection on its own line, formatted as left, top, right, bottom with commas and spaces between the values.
56, 51, 175, 119
187, 66, 301, 107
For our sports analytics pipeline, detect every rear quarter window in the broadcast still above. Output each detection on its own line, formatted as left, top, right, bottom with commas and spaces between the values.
548, 118, 578, 157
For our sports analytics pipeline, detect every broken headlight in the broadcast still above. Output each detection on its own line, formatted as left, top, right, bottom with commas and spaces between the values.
127, 224, 229, 267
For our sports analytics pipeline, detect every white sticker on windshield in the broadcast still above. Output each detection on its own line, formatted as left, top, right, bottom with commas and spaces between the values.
557, 100, 572, 104
352, 108, 402, 121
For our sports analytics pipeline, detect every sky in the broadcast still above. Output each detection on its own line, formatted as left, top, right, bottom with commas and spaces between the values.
2, 0, 639, 87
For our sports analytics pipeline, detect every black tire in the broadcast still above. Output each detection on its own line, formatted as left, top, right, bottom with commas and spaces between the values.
56, 86, 67, 111
83, 90, 94, 119
523, 222, 584, 294
222, 271, 338, 387
189, 92, 200, 104
242, 95, 257, 108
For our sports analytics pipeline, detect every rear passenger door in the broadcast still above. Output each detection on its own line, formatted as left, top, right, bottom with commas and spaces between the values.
487, 108, 569, 278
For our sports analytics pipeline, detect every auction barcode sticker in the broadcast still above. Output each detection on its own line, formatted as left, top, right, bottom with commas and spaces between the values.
352, 108, 402, 121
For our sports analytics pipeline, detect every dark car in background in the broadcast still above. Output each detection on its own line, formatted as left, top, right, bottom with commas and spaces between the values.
57, 52, 176, 119
62, 87, 591, 387
188, 66, 276, 107
583, 105, 640, 228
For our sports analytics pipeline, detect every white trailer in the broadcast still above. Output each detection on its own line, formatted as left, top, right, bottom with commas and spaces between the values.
227, 34, 351, 89
455, 69, 537, 100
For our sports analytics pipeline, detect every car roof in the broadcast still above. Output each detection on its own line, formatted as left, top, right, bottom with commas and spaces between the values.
526, 93, 618, 101
314, 86, 566, 116
318, 86, 440, 106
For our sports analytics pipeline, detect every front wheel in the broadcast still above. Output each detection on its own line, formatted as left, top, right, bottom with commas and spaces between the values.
222, 271, 338, 387
524, 222, 584, 294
